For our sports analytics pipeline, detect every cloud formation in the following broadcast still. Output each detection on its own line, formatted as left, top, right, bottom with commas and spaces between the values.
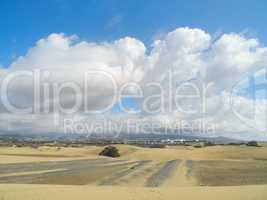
0, 27, 267, 139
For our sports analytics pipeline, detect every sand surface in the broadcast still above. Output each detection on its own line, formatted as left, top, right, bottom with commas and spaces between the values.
0, 144, 267, 199
0, 184, 267, 200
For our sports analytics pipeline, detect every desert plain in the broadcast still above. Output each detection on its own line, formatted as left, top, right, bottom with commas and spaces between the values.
0, 144, 267, 200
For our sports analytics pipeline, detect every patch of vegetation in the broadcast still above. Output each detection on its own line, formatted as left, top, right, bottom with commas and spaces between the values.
228, 142, 245, 146
193, 143, 203, 148
148, 144, 166, 148
99, 146, 120, 158
203, 141, 216, 147
246, 141, 261, 147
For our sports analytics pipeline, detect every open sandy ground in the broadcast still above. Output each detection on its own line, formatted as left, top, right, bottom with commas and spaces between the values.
1, 144, 267, 163
0, 144, 267, 199
0, 184, 267, 200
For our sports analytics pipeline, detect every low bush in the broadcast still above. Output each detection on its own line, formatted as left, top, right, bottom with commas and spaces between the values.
99, 146, 120, 157
193, 143, 202, 148
246, 141, 261, 147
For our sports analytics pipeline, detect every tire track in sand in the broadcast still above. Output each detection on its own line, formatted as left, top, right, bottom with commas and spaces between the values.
162, 160, 197, 187
98, 160, 151, 186
145, 160, 181, 187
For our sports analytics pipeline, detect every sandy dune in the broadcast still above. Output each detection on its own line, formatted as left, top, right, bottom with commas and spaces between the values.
0, 144, 267, 199
0, 184, 267, 200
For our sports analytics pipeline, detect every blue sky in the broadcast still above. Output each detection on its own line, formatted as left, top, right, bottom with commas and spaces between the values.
1, 0, 267, 67
0, 1, 267, 138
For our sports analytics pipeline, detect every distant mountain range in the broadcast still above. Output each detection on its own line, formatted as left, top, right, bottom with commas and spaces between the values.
0, 131, 243, 143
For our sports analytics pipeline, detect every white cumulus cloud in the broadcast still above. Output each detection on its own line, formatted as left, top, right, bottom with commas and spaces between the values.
0, 27, 267, 140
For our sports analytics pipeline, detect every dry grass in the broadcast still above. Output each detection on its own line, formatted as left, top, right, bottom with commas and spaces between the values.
193, 160, 267, 186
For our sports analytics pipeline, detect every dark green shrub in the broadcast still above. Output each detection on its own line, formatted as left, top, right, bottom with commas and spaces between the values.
246, 141, 260, 147
193, 143, 202, 148
99, 146, 120, 157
